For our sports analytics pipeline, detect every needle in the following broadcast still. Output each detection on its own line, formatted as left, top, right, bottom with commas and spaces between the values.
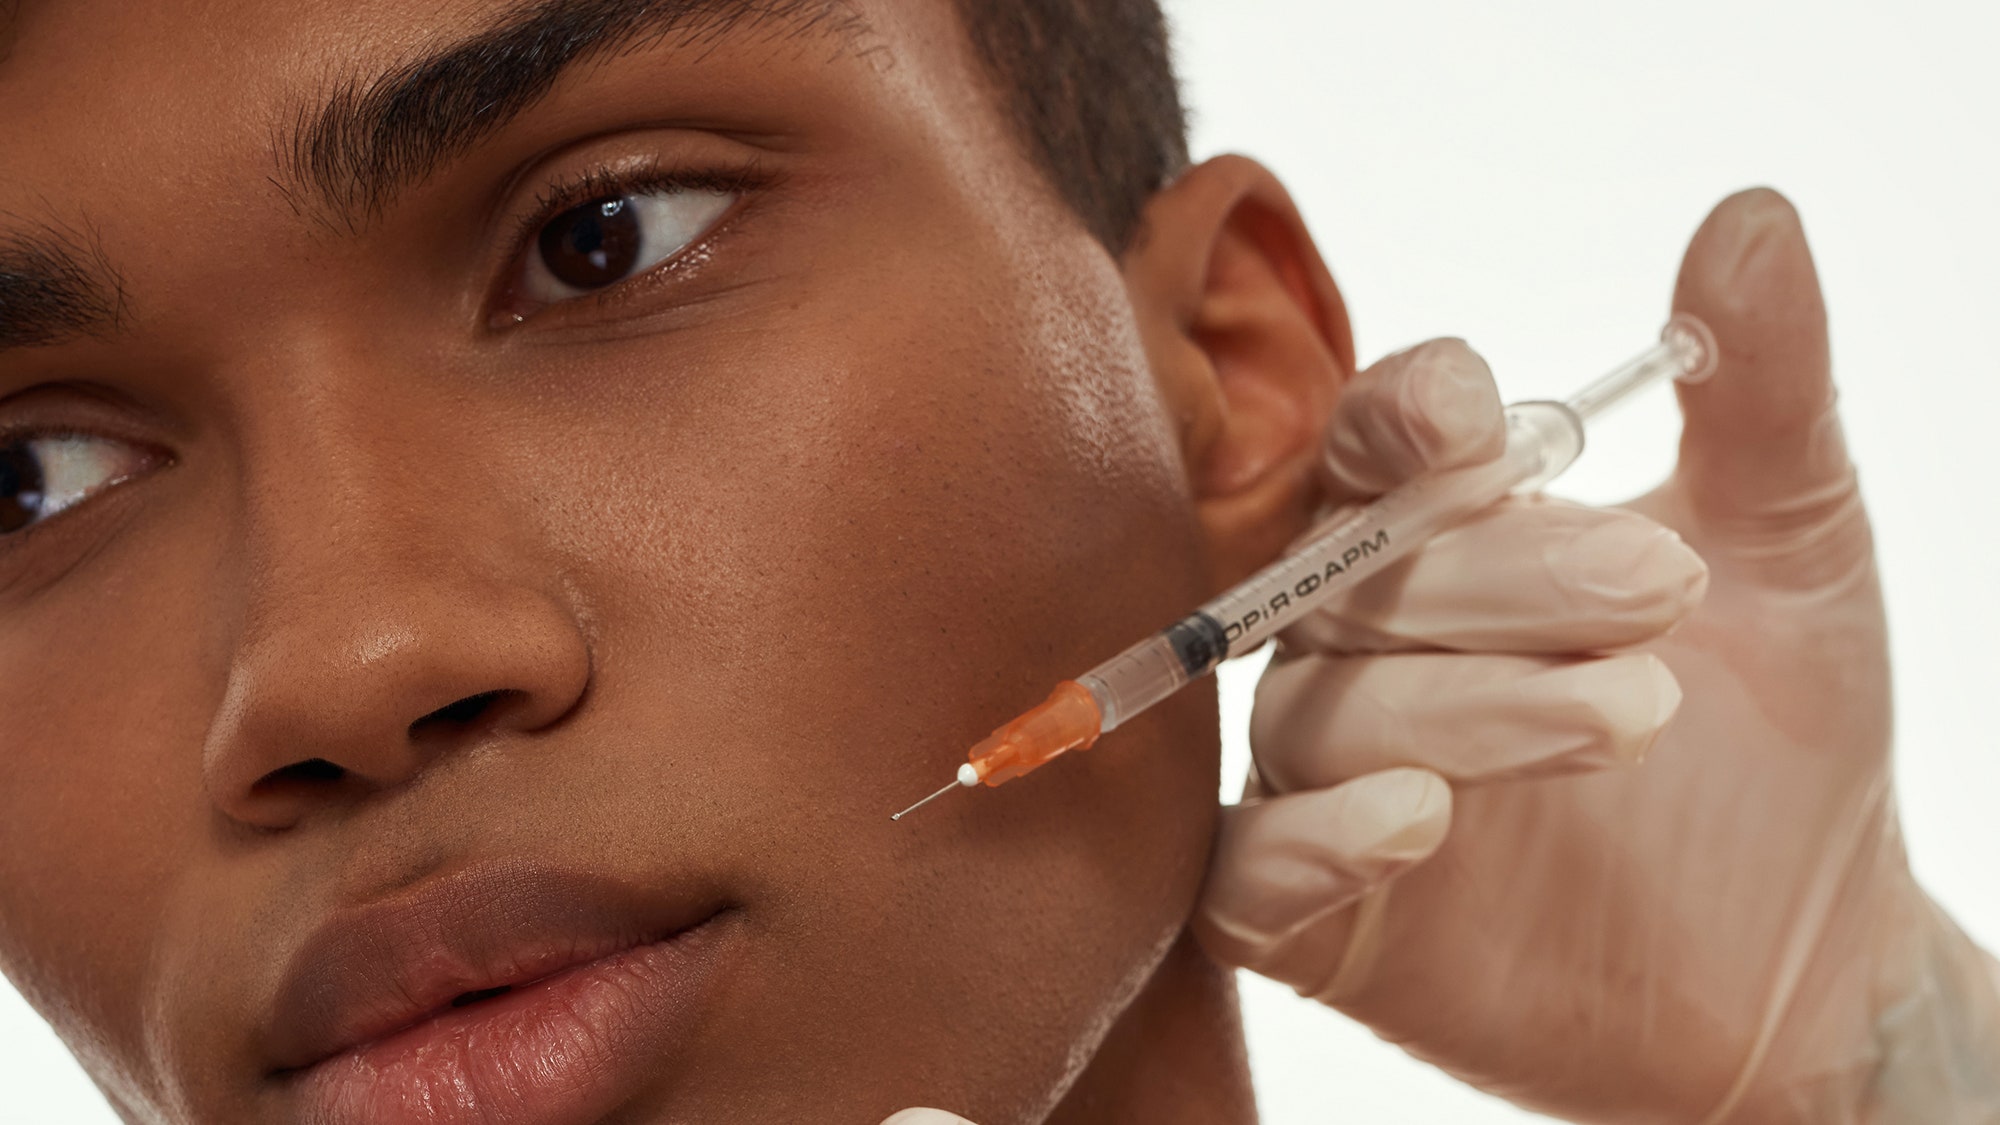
889, 764, 981, 822
890, 780, 960, 821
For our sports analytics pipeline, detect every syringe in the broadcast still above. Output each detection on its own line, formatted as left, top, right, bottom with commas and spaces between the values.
890, 315, 1720, 821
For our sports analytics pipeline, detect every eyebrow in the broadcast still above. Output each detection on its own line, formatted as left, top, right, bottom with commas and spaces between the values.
0, 222, 124, 351
277, 0, 852, 229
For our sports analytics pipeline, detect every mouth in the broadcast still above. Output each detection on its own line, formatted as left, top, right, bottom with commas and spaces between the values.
267, 860, 739, 1125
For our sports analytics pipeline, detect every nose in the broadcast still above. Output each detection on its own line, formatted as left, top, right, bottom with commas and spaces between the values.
202, 432, 591, 832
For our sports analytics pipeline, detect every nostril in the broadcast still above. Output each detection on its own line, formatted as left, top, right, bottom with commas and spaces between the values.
252, 757, 347, 794
412, 690, 506, 732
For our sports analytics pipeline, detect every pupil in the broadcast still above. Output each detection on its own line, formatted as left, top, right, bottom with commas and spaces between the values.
537, 196, 642, 290
0, 443, 44, 534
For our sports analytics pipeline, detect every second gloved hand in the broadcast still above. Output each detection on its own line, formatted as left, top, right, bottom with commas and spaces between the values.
1192, 337, 1706, 965
1193, 190, 2000, 1123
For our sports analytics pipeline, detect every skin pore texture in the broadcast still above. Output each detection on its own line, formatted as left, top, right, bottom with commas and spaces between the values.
0, 0, 1354, 1121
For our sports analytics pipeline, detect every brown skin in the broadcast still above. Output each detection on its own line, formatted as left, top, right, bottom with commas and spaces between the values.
0, 0, 1352, 1121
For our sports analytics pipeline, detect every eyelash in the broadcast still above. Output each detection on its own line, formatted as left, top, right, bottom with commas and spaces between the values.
501, 156, 774, 315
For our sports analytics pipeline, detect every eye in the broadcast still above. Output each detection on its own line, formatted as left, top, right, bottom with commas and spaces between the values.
0, 432, 156, 536
520, 186, 735, 305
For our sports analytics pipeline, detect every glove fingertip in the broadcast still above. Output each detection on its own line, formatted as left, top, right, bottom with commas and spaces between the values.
881, 1110, 978, 1125
1323, 339, 1506, 499
1364, 767, 1453, 862
1634, 653, 1685, 763
1400, 340, 1507, 471
1573, 653, 1684, 772
1197, 771, 1450, 963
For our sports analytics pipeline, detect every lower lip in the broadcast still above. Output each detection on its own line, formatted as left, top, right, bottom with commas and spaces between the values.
289, 917, 734, 1125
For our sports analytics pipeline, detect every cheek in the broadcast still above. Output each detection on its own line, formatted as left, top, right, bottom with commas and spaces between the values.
505, 236, 1219, 1114
0, 497, 228, 1100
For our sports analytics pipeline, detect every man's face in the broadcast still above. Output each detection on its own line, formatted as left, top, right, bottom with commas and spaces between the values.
0, 1, 1226, 1121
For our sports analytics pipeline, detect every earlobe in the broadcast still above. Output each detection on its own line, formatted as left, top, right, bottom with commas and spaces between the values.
1123, 156, 1355, 587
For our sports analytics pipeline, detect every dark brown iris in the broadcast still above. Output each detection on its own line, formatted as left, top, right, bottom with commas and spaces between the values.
0, 443, 44, 534
537, 196, 642, 290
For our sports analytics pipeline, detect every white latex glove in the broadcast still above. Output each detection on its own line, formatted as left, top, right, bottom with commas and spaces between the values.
1193, 189, 2000, 1123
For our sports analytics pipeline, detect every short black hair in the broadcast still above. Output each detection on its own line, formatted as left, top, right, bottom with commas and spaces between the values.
954, 0, 1189, 254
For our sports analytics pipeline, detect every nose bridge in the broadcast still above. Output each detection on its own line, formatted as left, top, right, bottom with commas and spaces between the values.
203, 355, 591, 828
231, 356, 500, 648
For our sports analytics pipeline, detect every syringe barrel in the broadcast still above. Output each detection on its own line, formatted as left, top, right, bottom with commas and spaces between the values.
1080, 401, 1583, 733
1078, 635, 1189, 732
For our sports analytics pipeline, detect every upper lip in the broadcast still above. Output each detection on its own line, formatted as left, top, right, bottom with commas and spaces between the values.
265, 858, 723, 1074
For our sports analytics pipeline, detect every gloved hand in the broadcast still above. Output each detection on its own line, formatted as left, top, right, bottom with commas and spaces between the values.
1193, 188, 2000, 1123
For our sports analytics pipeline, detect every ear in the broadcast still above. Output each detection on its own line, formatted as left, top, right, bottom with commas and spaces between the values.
1122, 155, 1355, 588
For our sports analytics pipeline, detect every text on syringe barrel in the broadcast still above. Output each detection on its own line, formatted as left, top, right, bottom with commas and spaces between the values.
1080, 404, 1580, 732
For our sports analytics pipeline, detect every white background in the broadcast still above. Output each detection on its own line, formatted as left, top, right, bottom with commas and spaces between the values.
4, 0, 1997, 1120
1175, 0, 2000, 1121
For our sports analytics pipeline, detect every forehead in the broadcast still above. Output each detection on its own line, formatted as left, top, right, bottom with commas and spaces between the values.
0, 0, 1038, 340
0, 0, 1009, 221
0, 0, 855, 176
1, 0, 860, 79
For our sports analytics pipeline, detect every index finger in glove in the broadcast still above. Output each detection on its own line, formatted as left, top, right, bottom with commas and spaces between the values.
1321, 337, 1507, 507
1280, 496, 1709, 656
